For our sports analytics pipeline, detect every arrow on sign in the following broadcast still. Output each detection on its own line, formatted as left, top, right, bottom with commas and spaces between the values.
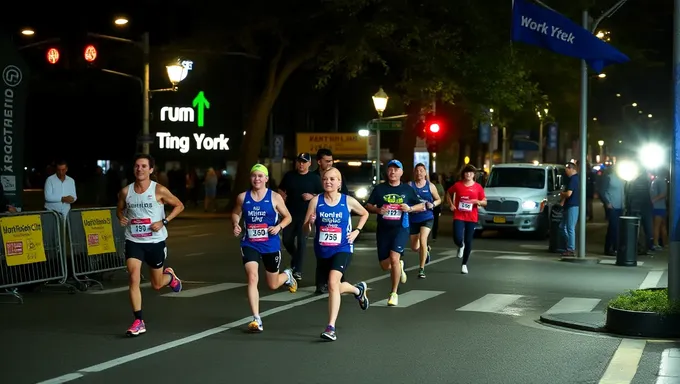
192, 91, 210, 127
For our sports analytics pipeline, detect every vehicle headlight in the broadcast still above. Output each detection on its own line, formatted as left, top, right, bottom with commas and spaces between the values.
355, 187, 368, 199
522, 201, 538, 209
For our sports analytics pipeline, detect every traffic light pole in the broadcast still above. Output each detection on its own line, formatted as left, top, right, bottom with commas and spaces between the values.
366, 114, 409, 183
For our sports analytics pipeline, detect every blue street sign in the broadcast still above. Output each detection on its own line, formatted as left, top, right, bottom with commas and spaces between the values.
511, 0, 629, 73
273, 135, 284, 161
548, 123, 559, 149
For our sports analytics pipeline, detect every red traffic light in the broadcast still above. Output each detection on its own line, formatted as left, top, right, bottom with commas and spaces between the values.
428, 123, 440, 133
46, 48, 60, 64
84, 45, 97, 62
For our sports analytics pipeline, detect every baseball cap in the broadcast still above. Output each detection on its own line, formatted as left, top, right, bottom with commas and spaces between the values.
387, 159, 403, 169
250, 163, 269, 176
297, 153, 311, 162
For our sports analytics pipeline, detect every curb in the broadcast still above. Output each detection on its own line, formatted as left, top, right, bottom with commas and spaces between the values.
539, 314, 606, 333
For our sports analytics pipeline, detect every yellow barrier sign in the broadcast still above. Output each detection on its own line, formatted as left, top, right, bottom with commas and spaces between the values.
296, 133, 368, 156
82, 210, 116, 256
1, 215, 47, 267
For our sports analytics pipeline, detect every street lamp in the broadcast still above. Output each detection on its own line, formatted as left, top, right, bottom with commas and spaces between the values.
598, 73, 607, 78
372, 87, 388, 117
632, 102, 638, 107
598, 140, 604, 162
616, 93, 621, 97
114, 18, 129, 25
648, 113, 653, 118
166, 61, 189, 85
358, 129, 369, 137
537, 107, 549, 163
20, 29, 35, 36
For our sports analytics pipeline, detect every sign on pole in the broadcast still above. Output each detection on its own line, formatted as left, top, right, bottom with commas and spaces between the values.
296, 133, 369, 156
0, 37, 27, 210
273, 135, 284, 161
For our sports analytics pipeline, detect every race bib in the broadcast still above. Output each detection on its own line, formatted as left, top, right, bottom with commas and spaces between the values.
247, 223, 269, 242
130, 218, 153, 238
458, 201, 473, 212
383, 204, 403, 220
319, 226, 342, 246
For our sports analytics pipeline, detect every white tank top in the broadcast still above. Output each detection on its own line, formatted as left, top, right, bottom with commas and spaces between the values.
124, 181, 168, 243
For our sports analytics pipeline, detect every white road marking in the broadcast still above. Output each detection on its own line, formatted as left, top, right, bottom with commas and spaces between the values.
599, 259, 645, 266
495, 255, 539, 261
372, 290, 445, 308
87, 283, 151, 295
184, 252, 205, 257
638, 270, 665, 289
598, 339, 646, 384
189, 233, 212, 238
161, 283, 246, 298
544, 297, 601, 315
456, 293, 523, 313
37, 252, 460, 383
657, 348, 680, 383
260, 286, 316, 302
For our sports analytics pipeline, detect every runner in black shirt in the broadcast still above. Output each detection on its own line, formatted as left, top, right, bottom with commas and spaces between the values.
278, 153, 324, 281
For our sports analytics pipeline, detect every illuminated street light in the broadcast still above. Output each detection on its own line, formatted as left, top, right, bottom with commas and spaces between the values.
489, 108, 494, 113
114, 18, 129, 25
372, 87, 388, 117
632, 102, 638, 107
598, 73, 607, 78
358, 129, 369, 137
21, 29, 35, 36
593, 117, 598, 121
616, 93, 621, 97
648, 113, 653, 118
598, 140, 605, 146
166, 61, 189, 85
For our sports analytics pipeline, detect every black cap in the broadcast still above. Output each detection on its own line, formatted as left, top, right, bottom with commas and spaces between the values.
297, 153, 311, 162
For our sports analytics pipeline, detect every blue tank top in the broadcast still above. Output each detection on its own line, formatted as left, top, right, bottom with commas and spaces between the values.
409, 180, 434, 223
241, 189, 280, 254
314, 194, 353, 259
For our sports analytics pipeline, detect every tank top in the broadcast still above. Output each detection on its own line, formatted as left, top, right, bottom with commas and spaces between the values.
240, 189, 280, 254
314, 194, 353, 259
124, 181, 168, 243
409, 180, 434, 223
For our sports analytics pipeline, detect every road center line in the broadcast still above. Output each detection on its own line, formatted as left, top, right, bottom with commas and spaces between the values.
638, 270, 665, 290
598, 339, 646, 384
38, 252, 461, 383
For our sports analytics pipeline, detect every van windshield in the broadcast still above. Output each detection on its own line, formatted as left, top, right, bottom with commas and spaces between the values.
486, 168, 545, 189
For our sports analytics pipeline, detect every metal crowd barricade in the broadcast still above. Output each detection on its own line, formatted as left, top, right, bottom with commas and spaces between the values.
67, 207, 127, 291
0, 210, 71, 303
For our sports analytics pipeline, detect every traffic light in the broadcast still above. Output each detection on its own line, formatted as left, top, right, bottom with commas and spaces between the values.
428, 122, 440, 134
84, 44, 97, 63
425, 119, 441, 153
46, 47, 60, 64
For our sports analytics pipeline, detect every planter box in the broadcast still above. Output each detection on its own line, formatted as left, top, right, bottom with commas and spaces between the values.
606, 306, 680, 338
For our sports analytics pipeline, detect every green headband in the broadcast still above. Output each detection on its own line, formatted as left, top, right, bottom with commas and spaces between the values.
250, 164, 269, 177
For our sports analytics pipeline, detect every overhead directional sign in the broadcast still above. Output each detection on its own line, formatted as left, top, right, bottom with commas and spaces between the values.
192, 91, 210, 128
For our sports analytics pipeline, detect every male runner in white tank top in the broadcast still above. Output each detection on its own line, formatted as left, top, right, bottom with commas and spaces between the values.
117, 154, 185, 336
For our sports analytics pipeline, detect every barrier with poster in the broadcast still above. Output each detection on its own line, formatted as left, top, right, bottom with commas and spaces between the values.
0, 210, 68, 303
66, 207, 126, 290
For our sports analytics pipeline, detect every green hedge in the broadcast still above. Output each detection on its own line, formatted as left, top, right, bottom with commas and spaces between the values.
608, 288, 680, 314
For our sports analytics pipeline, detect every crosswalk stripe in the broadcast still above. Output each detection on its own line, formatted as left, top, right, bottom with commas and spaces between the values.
456, 293, 523, 313
260, 286, 316, 301
599, 259, 645, 266
495, 255, 539, 261
162, 283, 246, 298
373, 290, 445, 308
544, 297, 601, 315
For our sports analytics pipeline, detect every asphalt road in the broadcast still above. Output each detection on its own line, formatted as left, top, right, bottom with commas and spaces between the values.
1, 217, 675, 384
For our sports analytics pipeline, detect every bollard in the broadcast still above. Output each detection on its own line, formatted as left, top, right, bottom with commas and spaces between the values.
548, 205, 565, 253
616, 216, 640, 266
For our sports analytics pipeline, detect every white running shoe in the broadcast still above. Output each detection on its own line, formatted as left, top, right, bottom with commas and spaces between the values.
461, 265, 468, 274
457, 244, 465, 259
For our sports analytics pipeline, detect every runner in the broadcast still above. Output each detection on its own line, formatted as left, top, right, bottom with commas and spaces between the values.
232, 164, 298, 333
303, 167, 369, 341
117, 154, 185, 337
365, 159, 425, 306
446, 164, 486, 274
409, 163, 441, 279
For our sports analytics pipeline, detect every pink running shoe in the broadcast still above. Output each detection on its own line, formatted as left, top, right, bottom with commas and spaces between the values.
164, 267, 182, 292
126, 319, 146, 336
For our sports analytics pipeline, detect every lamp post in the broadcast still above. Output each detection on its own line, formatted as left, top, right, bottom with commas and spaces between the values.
597, 140, 604, 162
537, 107, 549, 163
372, 87, 388, 183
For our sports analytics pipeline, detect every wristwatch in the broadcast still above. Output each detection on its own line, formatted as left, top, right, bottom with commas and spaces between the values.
162, 219, 169, 226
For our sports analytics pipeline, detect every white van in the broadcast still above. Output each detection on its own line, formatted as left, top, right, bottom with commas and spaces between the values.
476, 163, 566, 238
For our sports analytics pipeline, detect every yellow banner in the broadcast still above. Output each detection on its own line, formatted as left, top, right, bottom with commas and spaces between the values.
296, 133, 368, 156
82, 210, 116, 256
1, 215, 47, 267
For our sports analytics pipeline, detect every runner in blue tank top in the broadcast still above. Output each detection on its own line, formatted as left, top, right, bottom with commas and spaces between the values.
232, 164, 297, 333
303, 167, 370, 342
408, 163, 442, 279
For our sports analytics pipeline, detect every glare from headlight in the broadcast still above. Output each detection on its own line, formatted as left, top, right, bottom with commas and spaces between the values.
616, 160, 640, 182
522, 201, 538, 209
355, 187, 368, 199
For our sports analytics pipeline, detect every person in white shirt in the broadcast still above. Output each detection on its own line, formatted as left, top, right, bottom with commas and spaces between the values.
44, 160, 77, 219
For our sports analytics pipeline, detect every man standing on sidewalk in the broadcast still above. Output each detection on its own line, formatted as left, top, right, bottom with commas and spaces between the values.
44, 160, 77, 220
559, 162, 579, 256
600, 167, 625, 255
278, 153, 323, 281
